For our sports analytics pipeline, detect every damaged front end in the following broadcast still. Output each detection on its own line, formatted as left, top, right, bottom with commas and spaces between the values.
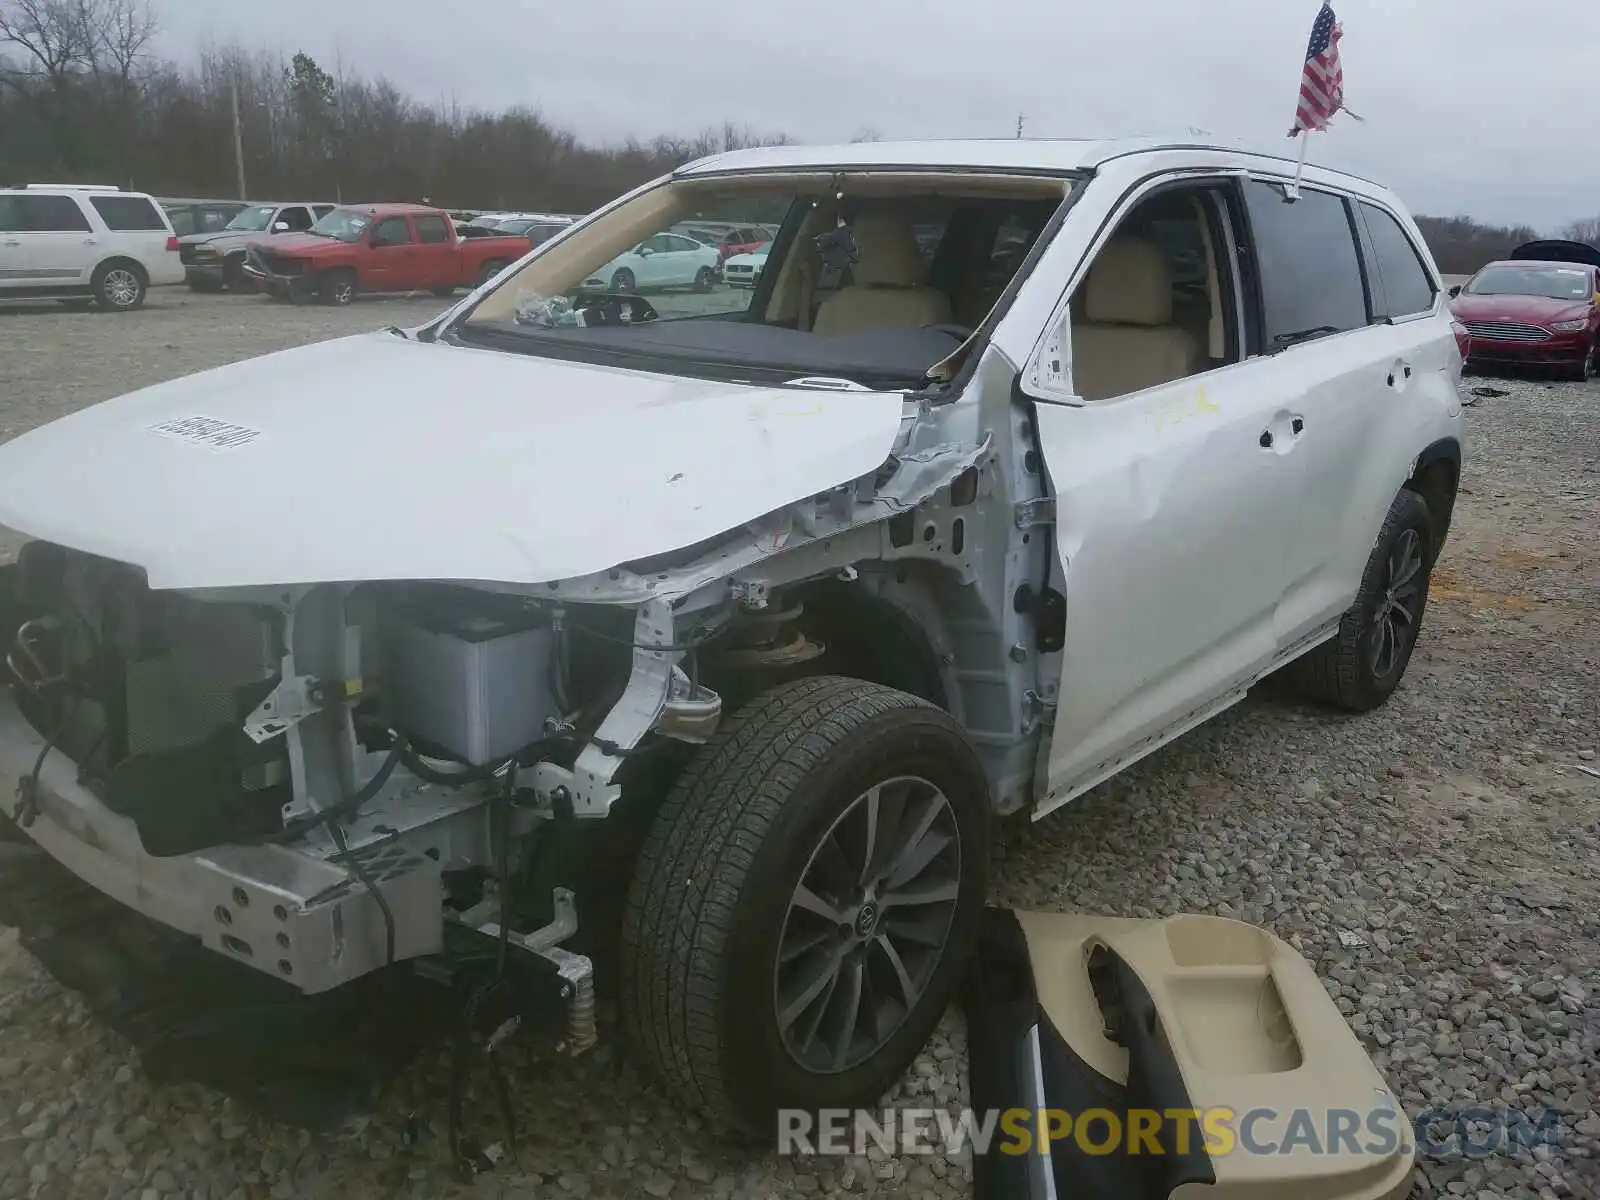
0, 412, 994, 1031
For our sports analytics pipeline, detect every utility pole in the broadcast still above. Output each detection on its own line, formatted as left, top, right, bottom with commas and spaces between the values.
1015, 113, 1025, 139
231, 77, 247, 200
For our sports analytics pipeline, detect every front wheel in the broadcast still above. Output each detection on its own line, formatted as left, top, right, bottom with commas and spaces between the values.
317, 269, 356, 306
1566, 344, 1595, 382
620, 676, 990, 1136
1293, 489, 1434, 712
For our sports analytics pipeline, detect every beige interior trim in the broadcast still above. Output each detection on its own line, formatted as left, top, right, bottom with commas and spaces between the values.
1014, 910, 1414, 1200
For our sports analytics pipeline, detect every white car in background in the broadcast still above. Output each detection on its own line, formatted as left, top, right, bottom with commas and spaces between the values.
0, 184, 182, 310
583, 231, 720, 293
722, 241, 773, 286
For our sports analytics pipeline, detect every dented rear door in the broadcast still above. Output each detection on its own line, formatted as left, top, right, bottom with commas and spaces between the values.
1032, 361, 1306, 812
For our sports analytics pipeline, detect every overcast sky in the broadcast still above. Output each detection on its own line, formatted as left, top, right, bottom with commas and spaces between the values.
153, 0, 1599, 231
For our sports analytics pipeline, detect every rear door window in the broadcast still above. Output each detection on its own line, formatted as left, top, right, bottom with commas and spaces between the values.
89, 195, 167, 231
15, 194, 92, 232
1358, 203, 1437, 319
415, 215, 451, 244
1242, 182, 1367, 348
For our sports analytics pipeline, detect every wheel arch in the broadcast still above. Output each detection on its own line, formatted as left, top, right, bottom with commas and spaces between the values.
1404, 437, 1461, 561
93, 255, 148, 283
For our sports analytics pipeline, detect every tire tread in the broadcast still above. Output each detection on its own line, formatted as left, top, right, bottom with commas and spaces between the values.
619, 675, 946, 1127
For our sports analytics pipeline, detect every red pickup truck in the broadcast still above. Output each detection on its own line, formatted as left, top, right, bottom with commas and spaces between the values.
242, 203, 530, 305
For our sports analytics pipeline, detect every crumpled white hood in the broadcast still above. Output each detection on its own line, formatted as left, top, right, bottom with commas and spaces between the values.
0, 332, 906, 589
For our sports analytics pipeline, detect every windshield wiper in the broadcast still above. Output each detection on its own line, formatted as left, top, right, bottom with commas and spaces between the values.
1270, 325, 1341, 351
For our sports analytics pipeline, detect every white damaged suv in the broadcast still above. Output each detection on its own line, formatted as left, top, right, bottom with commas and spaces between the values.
0, 138, 1464, 1134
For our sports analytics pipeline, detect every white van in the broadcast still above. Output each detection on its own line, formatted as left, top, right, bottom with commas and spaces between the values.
0, 184, 184, 310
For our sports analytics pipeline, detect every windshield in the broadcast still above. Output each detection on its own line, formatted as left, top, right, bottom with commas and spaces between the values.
1466, 265, 1592, 301
225, 205, 278, 233
452, 172, 1069, 388
309, 207, 374, 242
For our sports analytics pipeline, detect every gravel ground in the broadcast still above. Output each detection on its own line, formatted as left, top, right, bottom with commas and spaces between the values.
0, 293, 1597, 1200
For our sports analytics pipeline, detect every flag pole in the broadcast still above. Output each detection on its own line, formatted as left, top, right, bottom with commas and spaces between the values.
1287, 131, 1309, 202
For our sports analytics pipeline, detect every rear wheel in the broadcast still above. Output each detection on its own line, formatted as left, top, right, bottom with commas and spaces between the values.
317, 269, 356, 306
478, 260, 508, 286
93, 261, 147, 311
620, 676, 990, 1135
221, 256, 246, 292
693, 266, 716, 293
1293, 490, 1434, 712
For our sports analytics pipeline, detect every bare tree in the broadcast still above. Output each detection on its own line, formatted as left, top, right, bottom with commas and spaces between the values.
84, 0, 156, 82
0, 0, 92, 86
1560, 216, 1600, 248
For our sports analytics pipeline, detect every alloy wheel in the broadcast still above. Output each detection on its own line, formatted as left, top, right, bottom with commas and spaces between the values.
104, 269, 140, 307
1369, 527, 1424, 679
774, 775, 961, 1074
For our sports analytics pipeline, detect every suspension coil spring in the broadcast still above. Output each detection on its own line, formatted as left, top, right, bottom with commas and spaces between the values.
566, 969, 597, 1055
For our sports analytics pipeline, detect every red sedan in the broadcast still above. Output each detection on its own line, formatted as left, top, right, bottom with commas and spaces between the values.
1451, 247, 1600, 381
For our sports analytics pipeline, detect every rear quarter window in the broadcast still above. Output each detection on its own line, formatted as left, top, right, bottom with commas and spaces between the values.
89, 195, 168, 231
1359, 203, 1437, 318
1242, 182, 1367, 346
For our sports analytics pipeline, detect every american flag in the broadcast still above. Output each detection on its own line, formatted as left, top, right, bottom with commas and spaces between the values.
1290, 2, 1351, 136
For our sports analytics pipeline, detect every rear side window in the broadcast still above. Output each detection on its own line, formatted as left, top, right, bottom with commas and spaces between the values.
415, 215, 451, 244
1242, 182, 1367, 346
278, 206, 313, 231
8, 194, 92, 232
1359, 203, 1437, 318
89, 195, 167, 231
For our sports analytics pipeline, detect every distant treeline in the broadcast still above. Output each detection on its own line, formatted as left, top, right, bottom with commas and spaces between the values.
3, 0, 1597, 270
0, 0, 788, 212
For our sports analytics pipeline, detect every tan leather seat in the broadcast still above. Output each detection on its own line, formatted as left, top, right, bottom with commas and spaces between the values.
1071, 238, 1205, 401
811, 213, 952, 336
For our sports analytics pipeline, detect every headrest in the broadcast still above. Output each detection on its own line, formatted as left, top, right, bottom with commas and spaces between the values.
849, 212, 929, 288
1085, 238, 1173, 326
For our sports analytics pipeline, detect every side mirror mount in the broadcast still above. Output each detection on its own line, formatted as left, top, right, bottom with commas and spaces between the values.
636, 245, 653, 257
1448, 284, 1462, 298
